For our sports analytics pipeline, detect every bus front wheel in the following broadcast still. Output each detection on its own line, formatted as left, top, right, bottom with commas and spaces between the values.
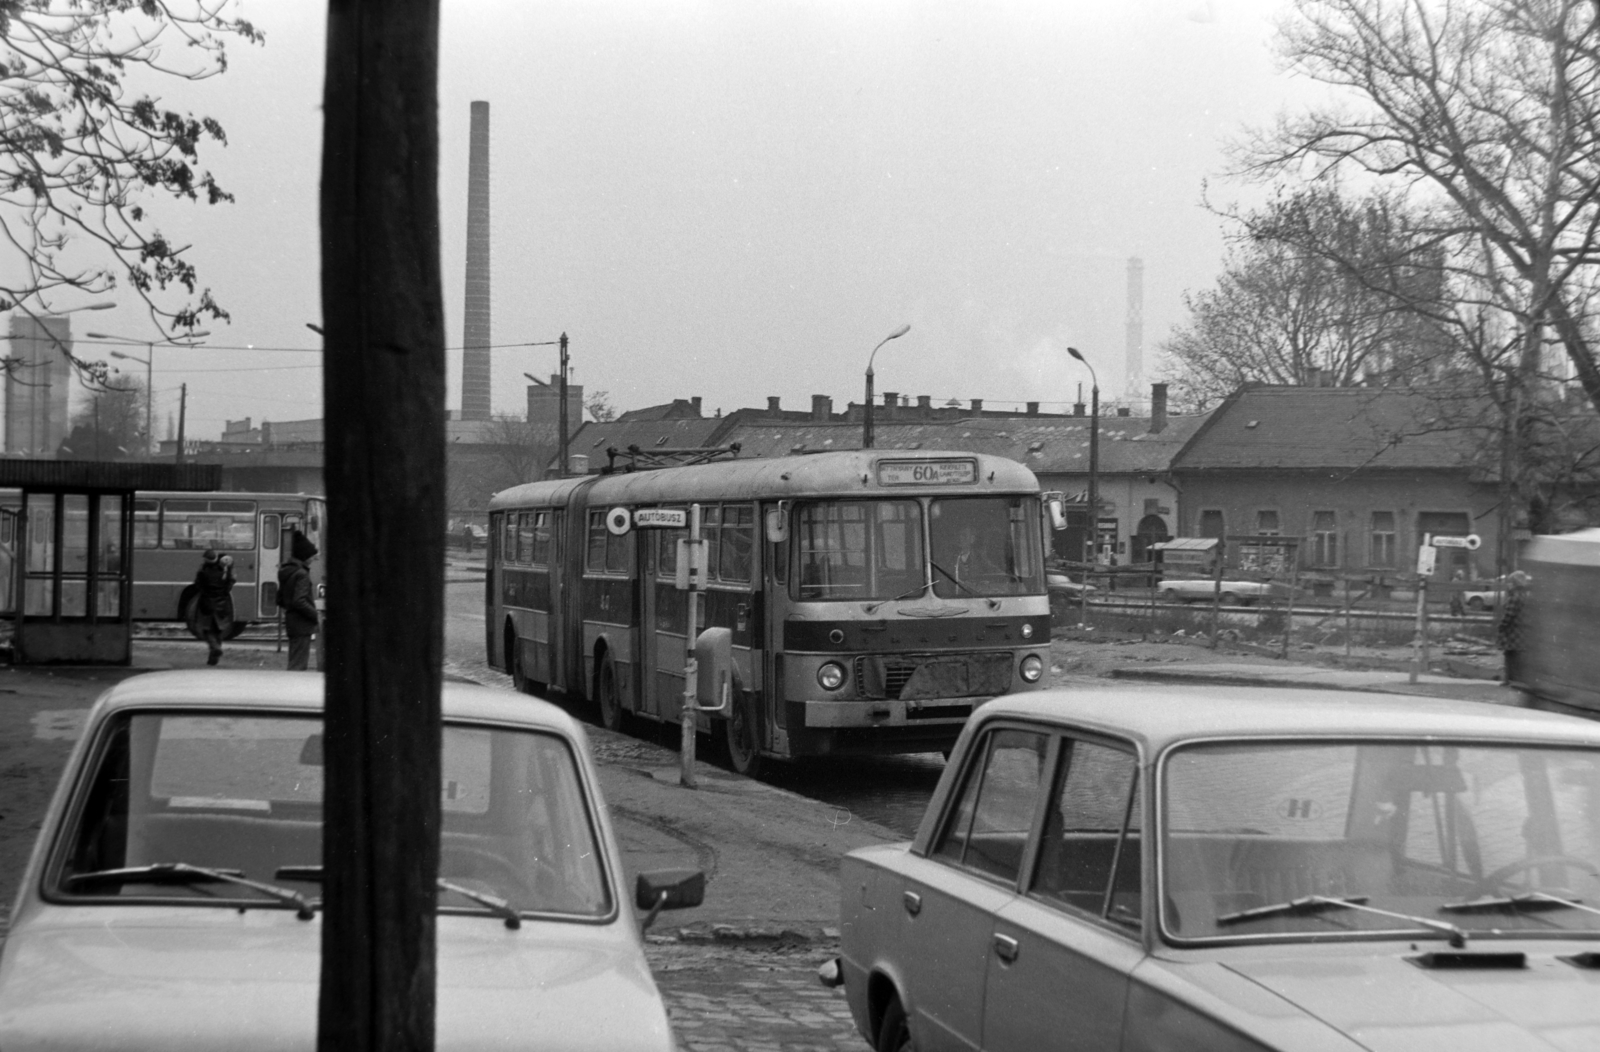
723, 694, 762, 777
597, 651, 626, 732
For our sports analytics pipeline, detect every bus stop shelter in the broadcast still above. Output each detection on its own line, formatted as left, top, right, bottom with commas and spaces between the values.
0, 460, 220, 664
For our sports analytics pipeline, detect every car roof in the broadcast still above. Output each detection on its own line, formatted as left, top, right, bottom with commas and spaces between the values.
88, 670, 581, 737
978, 684, 1600, 754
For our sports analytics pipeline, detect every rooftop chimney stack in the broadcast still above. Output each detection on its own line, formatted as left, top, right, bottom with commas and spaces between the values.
916, 394, 932, 410
460, 100, 492, 421
767, 396, 781, 413
1150, 382, 1168, 434
691, 396, 702, 416
970, 398, 983, 414
1026, 401, 1040, 416
811, 394, 833, 421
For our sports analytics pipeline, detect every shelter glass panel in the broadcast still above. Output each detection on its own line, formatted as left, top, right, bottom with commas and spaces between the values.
132, 499, 160, 550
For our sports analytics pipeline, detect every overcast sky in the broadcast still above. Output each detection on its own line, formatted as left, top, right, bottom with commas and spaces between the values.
58, 0, 1318, 438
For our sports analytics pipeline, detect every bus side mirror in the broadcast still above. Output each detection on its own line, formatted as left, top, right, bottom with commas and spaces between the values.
1046, 497, 1067, 531
694, 627, 734, 713
765, 502, 790, 543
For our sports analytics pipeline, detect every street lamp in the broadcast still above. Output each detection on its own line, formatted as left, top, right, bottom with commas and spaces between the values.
863, 324, 911, 449
89, 330, 209, 455
1066, 346, 1099, 567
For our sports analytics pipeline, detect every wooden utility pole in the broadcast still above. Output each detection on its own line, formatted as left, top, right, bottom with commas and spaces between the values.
317, 1, 445, 1050
175, 383, 186, 464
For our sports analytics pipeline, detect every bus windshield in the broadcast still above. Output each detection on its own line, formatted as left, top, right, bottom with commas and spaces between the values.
796, 500, 924, 600
930, 496, 1043, 598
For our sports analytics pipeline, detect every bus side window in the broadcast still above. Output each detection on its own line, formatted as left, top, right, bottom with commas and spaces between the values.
262, 514, 282, 551
532, 512, 550, 566
516, 512, 536, 565
586, 511, 608, 572
701, 505, 722, 582
133, 500, 160, 550
605, 523, 631, 575
719, 504, 753, 583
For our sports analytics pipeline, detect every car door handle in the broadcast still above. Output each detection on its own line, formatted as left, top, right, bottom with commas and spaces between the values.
902, 891, 922, 916
993, 933, 1019, 964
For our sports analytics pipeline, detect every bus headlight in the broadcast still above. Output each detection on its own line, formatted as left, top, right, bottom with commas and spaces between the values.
1019, 654, 1044, 683
1021, 623, 1034, 639
817, 662, 847, 691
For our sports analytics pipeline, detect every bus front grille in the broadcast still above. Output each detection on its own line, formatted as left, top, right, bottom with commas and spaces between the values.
853, 652, 1012, 700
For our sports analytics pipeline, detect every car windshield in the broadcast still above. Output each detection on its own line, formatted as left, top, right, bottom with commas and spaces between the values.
929, 497, 1043, 598
1162, 741, 1600, 943
795, 500, 924, 601
54, 712, 611, 919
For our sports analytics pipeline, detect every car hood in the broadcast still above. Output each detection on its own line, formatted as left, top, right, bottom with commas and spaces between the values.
0, 908, 672, 1052
1216, 949, 1600, 1052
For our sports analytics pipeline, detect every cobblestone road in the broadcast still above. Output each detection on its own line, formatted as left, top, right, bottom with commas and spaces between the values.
646, 942, 869, 1052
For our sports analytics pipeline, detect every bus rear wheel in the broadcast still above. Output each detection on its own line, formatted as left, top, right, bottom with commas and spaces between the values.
723, 695, 762, 777
597, 651, 626, 732
507, 628, 534, 695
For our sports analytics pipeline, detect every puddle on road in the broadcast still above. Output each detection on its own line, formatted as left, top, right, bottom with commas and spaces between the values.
32, 709, 86, 741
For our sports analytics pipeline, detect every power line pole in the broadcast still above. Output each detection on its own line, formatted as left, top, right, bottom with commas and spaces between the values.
175, 384, 186, 465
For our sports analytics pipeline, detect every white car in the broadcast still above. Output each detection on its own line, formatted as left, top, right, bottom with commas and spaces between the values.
1157, 578, 1273, 606
0, 671, 701, 1051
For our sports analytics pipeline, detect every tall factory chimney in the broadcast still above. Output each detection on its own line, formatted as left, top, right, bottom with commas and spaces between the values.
460, 100, 492, 420
1124, 256, 1144, 405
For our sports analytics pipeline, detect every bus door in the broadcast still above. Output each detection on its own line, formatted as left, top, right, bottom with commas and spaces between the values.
762, 501, 789, 752
637, 528, 660, 719
550, 508, 569, 693
259, 510, 285, 617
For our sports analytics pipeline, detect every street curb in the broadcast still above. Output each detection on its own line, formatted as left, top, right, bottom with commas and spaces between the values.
651, 922, 840, 948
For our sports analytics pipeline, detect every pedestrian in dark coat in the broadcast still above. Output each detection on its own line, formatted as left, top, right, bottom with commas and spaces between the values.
192, 549, 235, 666
1497, 570, 1531, 685
278, 531, 319, 671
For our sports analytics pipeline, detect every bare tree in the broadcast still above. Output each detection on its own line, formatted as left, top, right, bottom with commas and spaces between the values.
59, 374, 145, 457
1160, 187, 1439, 407
446, 414, 560, 519
318, 0, 444, 1048
0, 2, 262, 386
1239, 0, 1600, 409
585, 388, 617, 422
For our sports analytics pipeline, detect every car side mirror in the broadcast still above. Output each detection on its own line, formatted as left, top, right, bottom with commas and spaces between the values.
635, 868, 705, 931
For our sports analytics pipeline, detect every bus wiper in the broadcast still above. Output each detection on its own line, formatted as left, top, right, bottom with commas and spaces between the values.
438, 877, 522, 930
67, 862, 317, 920
863, 583, 929, 613
930, 561, 975, 596
1218, 894, 1468, 947
1442, 891, 1600, 919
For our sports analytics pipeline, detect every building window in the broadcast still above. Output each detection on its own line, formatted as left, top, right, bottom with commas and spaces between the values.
1198, 510, 1224, 539
1255, 510, 1280, 536
1370, 511, 1396, 568
1311, 511, 1338, 566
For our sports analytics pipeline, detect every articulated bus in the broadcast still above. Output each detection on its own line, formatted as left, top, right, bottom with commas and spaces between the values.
486, 450, 1051, 772
128, 491, 327, 631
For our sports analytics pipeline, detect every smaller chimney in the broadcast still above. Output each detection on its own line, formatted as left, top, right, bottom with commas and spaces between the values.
970, 398, 983, 413
767, 396, 781, 413
1304, 365, 1321, 387
1073, 403, 1085, 417
1026, 401, 1040, 416
1116, 406, 1131, 417
916, 394, 932, 410
811, 394, 832, 421
1150, 382, 1168, 434
691, 396, 702, 416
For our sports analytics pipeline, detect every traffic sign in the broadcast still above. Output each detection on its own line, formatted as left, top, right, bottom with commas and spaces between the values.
605, 506, 632, 535
1431, 534, 1481, 550
1417, 545, 1438, 576
634, 508, 687, 529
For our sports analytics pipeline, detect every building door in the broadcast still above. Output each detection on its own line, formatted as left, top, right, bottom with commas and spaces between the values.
638, 528, 661, 719
1130, 514, 1169, 566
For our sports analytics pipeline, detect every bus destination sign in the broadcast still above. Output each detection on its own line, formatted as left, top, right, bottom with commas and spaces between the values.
633, 508, 688, 529
876, 459, 979, 486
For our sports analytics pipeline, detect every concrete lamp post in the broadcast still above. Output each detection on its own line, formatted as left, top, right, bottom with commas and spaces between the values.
1066, 346, 1099, 567
863, 324, 911, 449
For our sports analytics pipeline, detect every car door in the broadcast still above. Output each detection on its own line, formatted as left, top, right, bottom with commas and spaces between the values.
899, 726, 1052, 1052
982, 735, 1145, 1051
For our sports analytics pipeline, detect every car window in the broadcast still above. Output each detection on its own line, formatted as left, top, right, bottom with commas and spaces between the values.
932, 727, 1050, 883
55, 712, 612, 920
1031, 739, 1142, 929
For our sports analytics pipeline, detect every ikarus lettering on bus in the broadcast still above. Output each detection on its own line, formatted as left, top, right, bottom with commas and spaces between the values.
876, 459, 978, 486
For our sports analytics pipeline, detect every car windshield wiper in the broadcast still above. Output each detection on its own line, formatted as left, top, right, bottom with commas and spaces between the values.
437, 877, 522, 930
1441, 891, 1600, 919
1217, 894, 1468, 947
930, 561, 976, 596
279, 864, 525, 931
67, 862, 317, 920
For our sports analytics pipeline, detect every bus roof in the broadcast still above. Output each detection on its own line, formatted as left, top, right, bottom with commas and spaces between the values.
488, 450, 1041, 510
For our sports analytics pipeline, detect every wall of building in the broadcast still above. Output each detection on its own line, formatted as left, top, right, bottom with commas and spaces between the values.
1036, 472, 1179, 565
4, 316, 72, 455
1175, 470, 1503, 579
